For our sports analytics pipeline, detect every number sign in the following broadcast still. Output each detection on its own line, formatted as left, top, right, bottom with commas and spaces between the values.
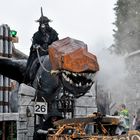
34, 102, 47, 114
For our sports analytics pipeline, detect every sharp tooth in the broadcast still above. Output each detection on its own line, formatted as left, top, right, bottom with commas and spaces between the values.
87, 74, 90, 78
72, 73, 77, 76
79, 82, 82, 86
90, 73, 94, 77
66, 71, 71, 75
91, 75, 95, 80
70, 80, 73, 84
76, 84, 79, 87
64, 74, 67, 79
90, 83, 93, 86
65, 77, 69, 81
86, 83, 88, 86
68, 77, 70, 81
78, 73, 81, 76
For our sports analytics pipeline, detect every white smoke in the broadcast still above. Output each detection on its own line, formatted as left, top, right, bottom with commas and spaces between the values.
96, 49, 130, 104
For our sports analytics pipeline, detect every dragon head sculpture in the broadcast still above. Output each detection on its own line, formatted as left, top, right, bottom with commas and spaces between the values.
49, 37, 99, 97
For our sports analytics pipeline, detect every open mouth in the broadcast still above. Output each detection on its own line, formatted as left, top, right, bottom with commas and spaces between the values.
61, 70, 96, 89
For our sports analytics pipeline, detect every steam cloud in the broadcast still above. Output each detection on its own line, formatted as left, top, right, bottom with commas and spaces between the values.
96, 49, 130, 105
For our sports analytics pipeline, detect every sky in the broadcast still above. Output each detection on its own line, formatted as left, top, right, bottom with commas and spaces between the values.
0, 0, 117, 56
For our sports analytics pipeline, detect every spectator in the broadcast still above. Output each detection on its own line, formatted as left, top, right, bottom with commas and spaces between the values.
118, 104, 130, 133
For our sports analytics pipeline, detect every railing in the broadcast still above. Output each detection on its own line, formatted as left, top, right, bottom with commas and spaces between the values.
0, 24, 13, 113
0, 121, 17, 140
0, 24, 17, 140
0, 113, 18, 140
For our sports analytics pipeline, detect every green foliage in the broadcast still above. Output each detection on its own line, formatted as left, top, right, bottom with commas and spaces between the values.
113, 0, 140, 54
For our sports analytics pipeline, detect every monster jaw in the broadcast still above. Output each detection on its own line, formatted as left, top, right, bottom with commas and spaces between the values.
61, 70, 96, 97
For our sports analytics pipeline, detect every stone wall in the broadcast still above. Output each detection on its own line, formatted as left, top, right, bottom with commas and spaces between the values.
17, 83, 35, 140
74, 85, 97, 117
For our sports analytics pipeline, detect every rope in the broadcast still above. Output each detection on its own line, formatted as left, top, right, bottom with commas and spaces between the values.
39, 46, 48, 52
36, 46, 51, 73
35, 45, 60, 75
